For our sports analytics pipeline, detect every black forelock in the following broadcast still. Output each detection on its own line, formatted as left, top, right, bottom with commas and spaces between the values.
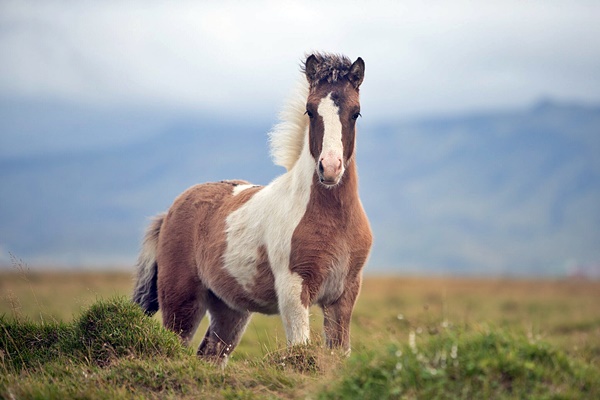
302, 52, 353, 88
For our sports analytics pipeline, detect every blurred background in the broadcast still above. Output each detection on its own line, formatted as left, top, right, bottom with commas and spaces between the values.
1, 0, 599, 277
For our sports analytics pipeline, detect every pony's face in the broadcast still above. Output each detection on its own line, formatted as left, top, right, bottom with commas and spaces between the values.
304, 56, 364, 188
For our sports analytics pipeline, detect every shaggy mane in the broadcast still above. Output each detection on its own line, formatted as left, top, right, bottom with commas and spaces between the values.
268, 78, 309, 171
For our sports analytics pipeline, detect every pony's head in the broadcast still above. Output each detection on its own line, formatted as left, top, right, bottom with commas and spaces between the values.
302, 53, 364, 188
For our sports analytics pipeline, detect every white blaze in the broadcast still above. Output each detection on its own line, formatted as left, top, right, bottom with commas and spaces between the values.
317, 93, 344, 182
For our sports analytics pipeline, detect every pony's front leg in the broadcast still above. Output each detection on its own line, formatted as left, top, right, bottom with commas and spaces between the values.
322, 274, 362, 355
275, 272, 310, 345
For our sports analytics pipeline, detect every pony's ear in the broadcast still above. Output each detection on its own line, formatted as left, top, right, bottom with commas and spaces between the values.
348, 57, 365, 89
304, 54, 319, 84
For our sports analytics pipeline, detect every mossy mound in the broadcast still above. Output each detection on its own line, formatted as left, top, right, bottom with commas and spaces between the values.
74, 298, 185, 366
0, 297, 186, 371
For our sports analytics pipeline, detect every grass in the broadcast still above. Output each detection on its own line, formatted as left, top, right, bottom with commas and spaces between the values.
1, 297, 186, 371
0, 296, 335, 399
1, 270, 599, 398
320, 326, 599, 399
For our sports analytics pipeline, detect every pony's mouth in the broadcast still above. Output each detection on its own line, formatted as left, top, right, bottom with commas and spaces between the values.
317, 158, 344, 188
318, 175, 341, 188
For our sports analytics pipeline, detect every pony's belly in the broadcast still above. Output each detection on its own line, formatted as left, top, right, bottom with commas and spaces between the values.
203, 250, 280, 315
244, 298, 279, 315
211, 276, 279, 315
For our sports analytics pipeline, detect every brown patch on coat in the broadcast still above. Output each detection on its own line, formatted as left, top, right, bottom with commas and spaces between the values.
247, 245, 278, 313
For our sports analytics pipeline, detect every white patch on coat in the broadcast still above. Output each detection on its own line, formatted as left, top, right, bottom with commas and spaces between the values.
223, 131, 315, 344
317, 93, 344, 172
277, 272, 310, 344
232, 184, 257, 196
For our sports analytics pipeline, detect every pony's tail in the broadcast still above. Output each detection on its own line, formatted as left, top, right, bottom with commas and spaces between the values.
132, 213, 165, 316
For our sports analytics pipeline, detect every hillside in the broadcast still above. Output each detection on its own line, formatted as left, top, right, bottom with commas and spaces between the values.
1, 100, 599, 275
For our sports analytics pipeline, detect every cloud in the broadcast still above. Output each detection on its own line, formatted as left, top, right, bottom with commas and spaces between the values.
1, 0, 599, 119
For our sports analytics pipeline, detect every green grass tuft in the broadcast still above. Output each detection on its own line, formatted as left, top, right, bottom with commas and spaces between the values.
1, 297, 186, 372
319, 326, 600, 399
0, 317, 72, 371
72, 297, 187, 366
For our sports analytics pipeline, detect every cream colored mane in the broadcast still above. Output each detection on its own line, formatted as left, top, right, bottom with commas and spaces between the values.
268, 78, 310, 171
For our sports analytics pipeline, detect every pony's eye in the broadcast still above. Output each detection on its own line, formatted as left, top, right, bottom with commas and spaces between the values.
352, 112, 362, 120
305, 110, 314, 118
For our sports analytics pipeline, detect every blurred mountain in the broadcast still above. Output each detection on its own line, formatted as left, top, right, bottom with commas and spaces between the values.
359, 99, 600, 276
1, 99, 599, 276
0, 105, 277, 266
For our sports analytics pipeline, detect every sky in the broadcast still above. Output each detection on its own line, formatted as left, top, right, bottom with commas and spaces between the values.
1, 0, 600, 123
1, 1, 600, 275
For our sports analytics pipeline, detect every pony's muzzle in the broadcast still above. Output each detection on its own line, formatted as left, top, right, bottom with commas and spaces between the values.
318, 155, 343, 186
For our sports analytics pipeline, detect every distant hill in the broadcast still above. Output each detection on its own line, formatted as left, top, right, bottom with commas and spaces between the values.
358, 100, 600, 276
1, 99, 599, 276
0, 112, 277, 266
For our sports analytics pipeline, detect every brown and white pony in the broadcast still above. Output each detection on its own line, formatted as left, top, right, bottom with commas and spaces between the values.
132, 53, 372, 362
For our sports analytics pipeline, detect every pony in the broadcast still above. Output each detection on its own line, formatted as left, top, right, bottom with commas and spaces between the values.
132, 52, 373, 362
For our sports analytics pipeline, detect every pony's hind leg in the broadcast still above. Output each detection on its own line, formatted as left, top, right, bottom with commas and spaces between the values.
197, 291, 251, 362
159, 275, 208, 345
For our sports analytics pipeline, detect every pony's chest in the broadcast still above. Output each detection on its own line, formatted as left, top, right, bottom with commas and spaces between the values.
313, 252, 350, 306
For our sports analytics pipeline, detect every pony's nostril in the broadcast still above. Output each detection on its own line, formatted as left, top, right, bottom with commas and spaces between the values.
318, 160, 325, 175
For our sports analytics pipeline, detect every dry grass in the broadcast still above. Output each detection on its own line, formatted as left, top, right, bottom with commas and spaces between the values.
357, 276, 600, 354
1, 270, 599, 361
0, 270, 133, 322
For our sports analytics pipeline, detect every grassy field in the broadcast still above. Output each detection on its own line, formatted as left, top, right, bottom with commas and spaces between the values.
1, 269, 599, 398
